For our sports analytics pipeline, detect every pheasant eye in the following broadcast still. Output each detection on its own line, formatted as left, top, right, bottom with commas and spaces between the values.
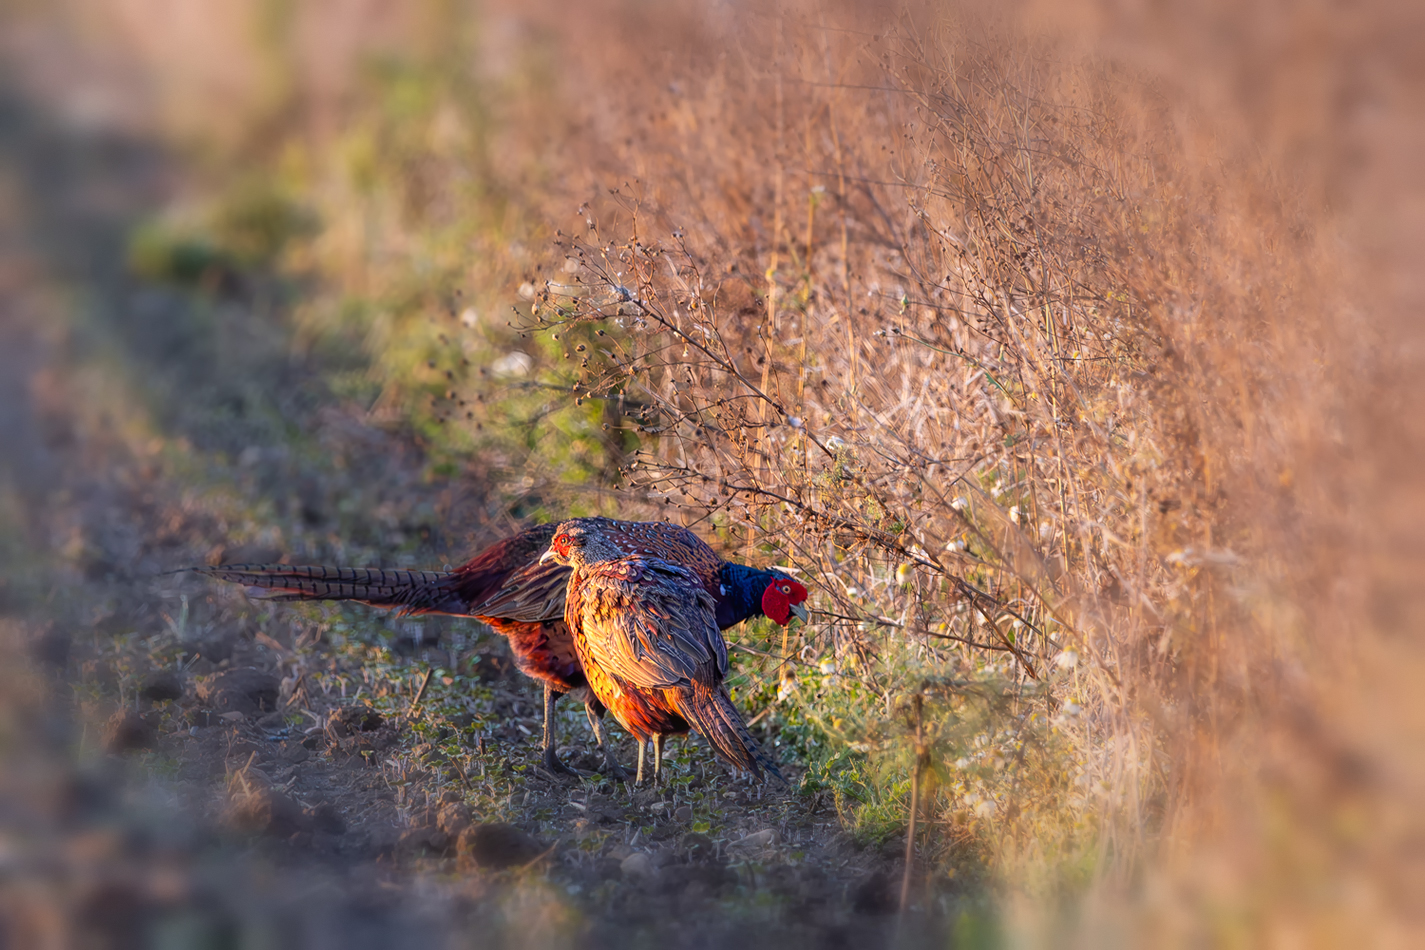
779, 585, 790, 593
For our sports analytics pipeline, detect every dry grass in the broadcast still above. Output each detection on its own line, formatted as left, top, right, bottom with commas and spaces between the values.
15, 0, 1425, 944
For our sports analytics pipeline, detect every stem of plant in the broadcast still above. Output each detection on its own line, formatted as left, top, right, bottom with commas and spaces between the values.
408, 668, 433, 717
900, 691, 928, 914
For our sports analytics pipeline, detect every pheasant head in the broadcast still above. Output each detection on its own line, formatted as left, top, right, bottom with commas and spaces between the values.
539, 519, 623, 569
760, 575, 810, 625
716, 563, 809, 626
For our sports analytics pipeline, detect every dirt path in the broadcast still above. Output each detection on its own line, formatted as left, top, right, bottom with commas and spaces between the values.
0, 57, 933, 949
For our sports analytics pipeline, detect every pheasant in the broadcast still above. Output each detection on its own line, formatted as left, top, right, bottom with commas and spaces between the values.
187, 519, 807, 778
540, 518, 786, 786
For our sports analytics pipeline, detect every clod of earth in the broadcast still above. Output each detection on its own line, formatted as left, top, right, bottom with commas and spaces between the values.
728, 829, 778, 851
305, 802, 345, 835
324, 704, 384, 738
196, 668, 279, 715
849, 870, 897, 916
457, 823, 545, 870
620, 851, 654, 880
102, 710, 156, 753
138, 670, 183, 703
437, 802, 474, 839
399, 825, 453, 855
324, 704, 395, 756
226, 784, 306, 837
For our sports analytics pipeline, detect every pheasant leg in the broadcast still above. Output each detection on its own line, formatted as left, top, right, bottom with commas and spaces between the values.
585, 701, 629, 782
539, 684, 582, 777
651, 733, 664, 786
635, 740, 647, 788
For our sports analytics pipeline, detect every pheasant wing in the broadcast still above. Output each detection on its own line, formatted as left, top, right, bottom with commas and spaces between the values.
554, 517, 726, 594
577, 558, 729, 689
464, 557, 570, 623
608, 522, 725, 590
425, 523, 566, 622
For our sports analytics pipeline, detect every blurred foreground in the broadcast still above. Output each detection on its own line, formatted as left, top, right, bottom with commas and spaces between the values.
0, 1, 1421, 947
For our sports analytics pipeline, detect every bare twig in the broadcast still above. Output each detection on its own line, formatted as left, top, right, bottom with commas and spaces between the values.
408, 669, 434, 718
900, 692, 928, 915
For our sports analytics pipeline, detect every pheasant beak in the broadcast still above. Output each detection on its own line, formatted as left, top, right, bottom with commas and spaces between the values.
538, 548, 557, 565
790, 602, 810, 623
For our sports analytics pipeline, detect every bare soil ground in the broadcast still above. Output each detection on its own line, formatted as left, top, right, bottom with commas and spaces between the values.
0, 64, 941, 949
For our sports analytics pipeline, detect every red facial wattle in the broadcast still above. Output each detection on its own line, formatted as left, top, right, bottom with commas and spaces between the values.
761, 579, 809, 625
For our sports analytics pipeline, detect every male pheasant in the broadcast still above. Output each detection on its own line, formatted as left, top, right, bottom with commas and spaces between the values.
541, 518, 786, 786
187, 519, 806, 777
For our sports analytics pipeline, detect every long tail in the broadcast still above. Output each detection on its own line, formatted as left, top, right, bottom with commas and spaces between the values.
185, 564, 467, 616
678, 683, 786, 784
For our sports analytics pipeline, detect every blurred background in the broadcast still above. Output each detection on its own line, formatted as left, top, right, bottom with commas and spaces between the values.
0, 0, 1420, 946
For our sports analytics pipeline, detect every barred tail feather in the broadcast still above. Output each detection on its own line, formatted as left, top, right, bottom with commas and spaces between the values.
188, 564, 466, 616
680, 684, 786, 784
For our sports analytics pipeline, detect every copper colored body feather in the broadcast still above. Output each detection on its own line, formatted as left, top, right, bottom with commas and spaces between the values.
546, 519, 785, 783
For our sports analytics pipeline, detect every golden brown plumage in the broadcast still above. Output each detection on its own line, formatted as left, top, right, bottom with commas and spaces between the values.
543, 519, 784, 785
